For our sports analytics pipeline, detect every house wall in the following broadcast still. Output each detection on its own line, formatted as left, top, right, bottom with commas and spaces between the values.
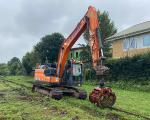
112, 33, 150, 58
68, 49, 82, 61
112, 40, 123, 58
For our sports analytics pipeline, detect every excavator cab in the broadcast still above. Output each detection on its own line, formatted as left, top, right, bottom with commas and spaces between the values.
44, 63, 57, 76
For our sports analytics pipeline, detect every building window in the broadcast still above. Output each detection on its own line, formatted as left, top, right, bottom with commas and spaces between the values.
123, 38, 129, 50
130, 37, 136, 49
123, 37, 137, 51
143, 34, 150, 47
76, 52, 78, 58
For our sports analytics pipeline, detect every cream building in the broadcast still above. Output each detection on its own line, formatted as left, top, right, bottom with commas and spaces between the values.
106, 21, 150, 58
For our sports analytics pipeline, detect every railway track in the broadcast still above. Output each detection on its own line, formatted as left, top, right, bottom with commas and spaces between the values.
0, 78, 150, 120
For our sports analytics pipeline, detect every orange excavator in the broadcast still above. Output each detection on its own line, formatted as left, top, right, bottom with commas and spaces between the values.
32, 6, 116, 107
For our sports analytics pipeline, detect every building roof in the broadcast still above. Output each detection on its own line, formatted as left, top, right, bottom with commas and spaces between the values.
106, 21, 150, 41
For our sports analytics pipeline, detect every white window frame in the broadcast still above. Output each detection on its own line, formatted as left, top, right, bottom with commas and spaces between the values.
123, 37, 137, 51
123, 38, 129, 51
143, 34, 150, 48
129, 37, 137, 49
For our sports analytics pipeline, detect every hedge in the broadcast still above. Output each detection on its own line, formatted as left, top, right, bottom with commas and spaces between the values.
106, 52, 150, 80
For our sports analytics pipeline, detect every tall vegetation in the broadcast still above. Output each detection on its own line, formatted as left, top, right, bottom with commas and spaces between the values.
0, 63, 9, 76
22, 52, 39, 75
7, 57, 24, 75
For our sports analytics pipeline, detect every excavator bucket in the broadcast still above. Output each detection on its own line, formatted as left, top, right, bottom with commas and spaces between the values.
89, 87, 116, 108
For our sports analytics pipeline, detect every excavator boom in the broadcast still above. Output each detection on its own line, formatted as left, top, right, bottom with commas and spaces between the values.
56, 6, 101, 78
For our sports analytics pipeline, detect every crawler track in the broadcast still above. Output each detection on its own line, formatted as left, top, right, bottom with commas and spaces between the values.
32, 82, 87, 100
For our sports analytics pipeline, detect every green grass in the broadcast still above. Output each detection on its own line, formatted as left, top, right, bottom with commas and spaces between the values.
0, 76, 150, 120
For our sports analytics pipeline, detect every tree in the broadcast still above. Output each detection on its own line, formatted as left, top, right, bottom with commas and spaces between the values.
0, 63, 9, 76
79, 44, 91, 63
22, 52, 40, 75
83, 11, 117, 58
98, 11, 117, 58
7, 57, 24, 75
22, 33, 64, 75
34, 33, 64, 63
97, 11, 117, 41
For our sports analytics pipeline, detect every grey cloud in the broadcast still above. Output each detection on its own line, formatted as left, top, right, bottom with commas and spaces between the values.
16, 0, 87, 37
0, 0, 150, 63
98, 0, 150, 30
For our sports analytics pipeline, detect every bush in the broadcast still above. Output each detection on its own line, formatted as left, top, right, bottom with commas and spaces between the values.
0, 63, 9, 76
106, 52, 150, 81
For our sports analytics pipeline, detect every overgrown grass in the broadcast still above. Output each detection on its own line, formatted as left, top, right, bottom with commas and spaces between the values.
0, 76, 150, 120
85, 78, 150, 92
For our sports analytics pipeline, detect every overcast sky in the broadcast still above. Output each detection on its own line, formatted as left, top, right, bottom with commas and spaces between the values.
0, 0, 150, 63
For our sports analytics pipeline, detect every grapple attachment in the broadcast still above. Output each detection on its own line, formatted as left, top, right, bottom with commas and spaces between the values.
89, 87, 116, 108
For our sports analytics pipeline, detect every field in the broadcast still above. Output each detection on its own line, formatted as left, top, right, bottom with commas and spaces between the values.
0, 76, 150, 120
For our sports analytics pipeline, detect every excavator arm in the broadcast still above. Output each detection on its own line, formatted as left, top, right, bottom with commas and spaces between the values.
56, 6, 103, 78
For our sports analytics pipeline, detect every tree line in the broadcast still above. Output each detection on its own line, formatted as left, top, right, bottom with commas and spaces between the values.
0, 33, 64, 76
0, 11, 117, 76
